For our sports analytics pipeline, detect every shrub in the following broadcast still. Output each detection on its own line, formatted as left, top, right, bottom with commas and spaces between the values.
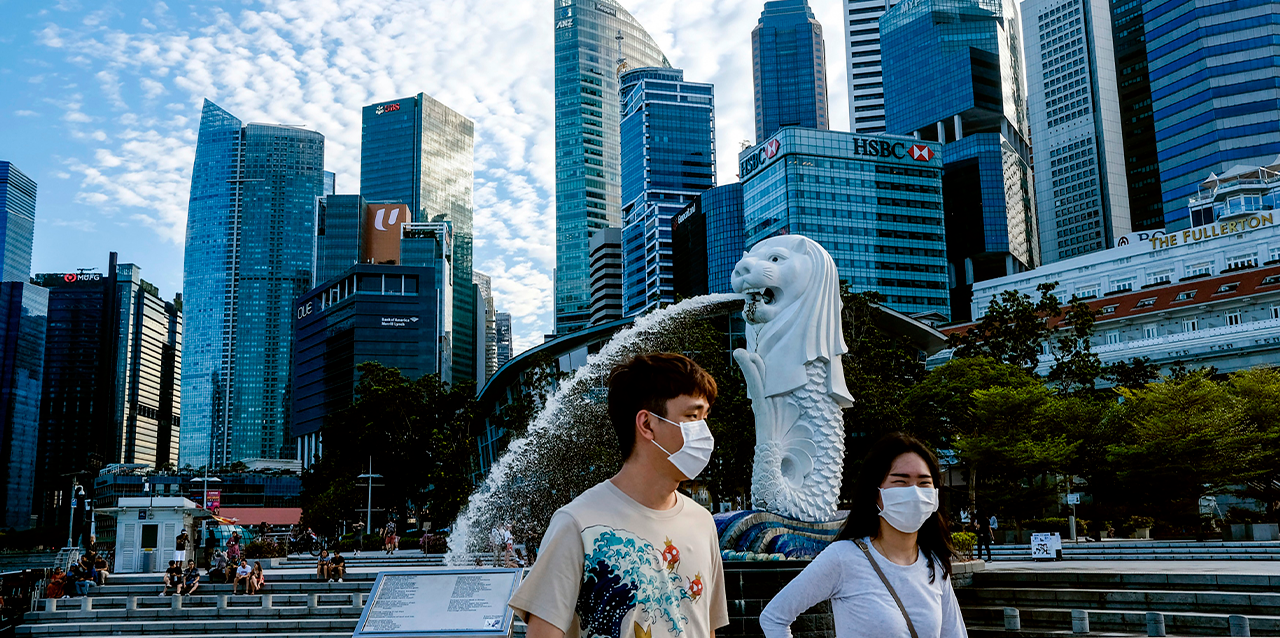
1128, 516, 1155, 529
951, 532, 977, 560
244, 539, 285, 559
398, 536, 420, 551
421, 534, 448, 554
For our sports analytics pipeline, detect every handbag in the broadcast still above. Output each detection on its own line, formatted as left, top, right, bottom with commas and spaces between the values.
854, 539, 920, 638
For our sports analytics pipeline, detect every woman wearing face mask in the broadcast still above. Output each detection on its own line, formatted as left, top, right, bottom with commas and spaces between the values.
760, 433, 967, 638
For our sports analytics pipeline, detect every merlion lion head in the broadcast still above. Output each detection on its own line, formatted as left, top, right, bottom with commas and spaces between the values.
731, 235, 818, 325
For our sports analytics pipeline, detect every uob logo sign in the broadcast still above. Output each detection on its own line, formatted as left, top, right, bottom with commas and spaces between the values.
373, 207, 400, 231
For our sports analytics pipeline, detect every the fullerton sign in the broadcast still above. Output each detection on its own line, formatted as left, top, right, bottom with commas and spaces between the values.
1149, 212, 1275, 250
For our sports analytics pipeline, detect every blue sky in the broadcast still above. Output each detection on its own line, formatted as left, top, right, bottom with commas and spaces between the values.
0, 0, 849, 352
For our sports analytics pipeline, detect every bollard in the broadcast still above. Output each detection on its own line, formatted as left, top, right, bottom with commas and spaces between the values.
351, 592, 363, 610
171, 593, 182, 610
1004, 607, 1021, 631
1072, 609, 1089, 634
308, 592, 320, 609
219, 594, 230, 609
128, 596, 139, 611
47, 598, 56, 613
1229, 615, 1250, 637
1146, 612, 1166, 637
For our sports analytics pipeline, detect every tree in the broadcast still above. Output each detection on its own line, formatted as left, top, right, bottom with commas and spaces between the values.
300, 363, 477, 535
1103, 357, 1160, 391
678, 315, 754, 512
949, 283, 1061, 371
1107, 370, 1270, 530
1228, 368, 1280, 520
1046, 300, 1102, 393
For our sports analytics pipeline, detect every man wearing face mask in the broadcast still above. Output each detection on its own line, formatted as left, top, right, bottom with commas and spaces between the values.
509, 353, 729, 638
759, 432, 968, 638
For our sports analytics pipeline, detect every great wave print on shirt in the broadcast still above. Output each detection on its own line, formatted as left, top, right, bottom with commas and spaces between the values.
576, 526, 700, 638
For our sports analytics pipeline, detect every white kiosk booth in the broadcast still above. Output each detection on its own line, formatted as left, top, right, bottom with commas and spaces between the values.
99, 497, 209, 574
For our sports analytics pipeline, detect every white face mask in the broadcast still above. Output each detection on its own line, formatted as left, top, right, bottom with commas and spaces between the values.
651, 413, 715, 480
878, 486, 940, 533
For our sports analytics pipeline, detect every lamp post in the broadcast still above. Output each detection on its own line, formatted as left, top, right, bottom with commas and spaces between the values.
357, 457, 383, 538
67, 483, 84, 549
192, 472, 222, 510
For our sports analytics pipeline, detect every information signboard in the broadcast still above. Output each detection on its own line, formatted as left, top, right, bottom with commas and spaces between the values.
1030, 533, 1062, 561
353, 569, 523, 638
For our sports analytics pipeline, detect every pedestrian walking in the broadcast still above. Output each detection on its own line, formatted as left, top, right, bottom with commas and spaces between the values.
976, 514, 994, 561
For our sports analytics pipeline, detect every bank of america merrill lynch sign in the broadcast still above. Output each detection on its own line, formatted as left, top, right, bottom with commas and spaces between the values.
739, 136, 936, 180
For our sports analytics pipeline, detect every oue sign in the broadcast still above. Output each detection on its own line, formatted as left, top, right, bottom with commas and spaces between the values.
297, 302, 314, 319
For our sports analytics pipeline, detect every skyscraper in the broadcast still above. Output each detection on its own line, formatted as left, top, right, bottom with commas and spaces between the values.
619, 67, 716, 317
1023, 0, 1131, 263
1143, 0, 1280, 230
313, 194, 367, 285
553, 0, 670, 335
671, 183, 745, 298
588, 228, 624, 325
494, 313, 513, 369
843, 0, 900, 134
752, 0, 830, 141
360, 93, 477, 385
0, 162, 37, 282
0, 282, 47, 530
881, 0, 1038, 319
181, 100, 323, 468
35, 257, 181, 526
1109, 0, 1163, 233
473, 270, 497, 382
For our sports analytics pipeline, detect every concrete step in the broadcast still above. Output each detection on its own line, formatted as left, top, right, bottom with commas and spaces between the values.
957, 586, 1280, 616
963, 605, 1279, 636
27, 603, 360, 624
967, 626, 1146, 637
16, 618, 359, 637
971, 571, 1280, 593
52, 581, 374, 605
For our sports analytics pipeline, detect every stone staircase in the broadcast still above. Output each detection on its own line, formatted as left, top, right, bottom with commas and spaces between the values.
20, 570, 375, 637
958, 570, 1280, 636
984, 540, 1280, 562
276, 551, 449, 569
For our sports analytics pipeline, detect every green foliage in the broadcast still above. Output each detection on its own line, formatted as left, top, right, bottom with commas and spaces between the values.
301, 363, 478, 535
244, 538, 285, 559
1102, 357, 1161, 391
949, 282, 1061, 371
1046, 300, 1103, 393
679, 315, 754, 512
951, 531, 977, 559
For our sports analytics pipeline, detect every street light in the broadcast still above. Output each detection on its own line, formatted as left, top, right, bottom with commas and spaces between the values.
357, 457, 383, 538
192, 473, 222, 510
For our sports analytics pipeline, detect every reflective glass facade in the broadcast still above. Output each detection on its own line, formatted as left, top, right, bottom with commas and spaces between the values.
35, 259, 180, 527
314, 194, 366, 284
181, 100, 324, 468
741, 128, 950, 317
1110, 0, 1164, 233
290, 265, 446, 442
672, 183, 745, 297
1023, 0, 1131, 263
553, 0, 669, 334
1142, 0, 1280, 230
843, 0, 902, 134
495, 313, 512, 368
361, 93, 476, 384
0, 282, 47, 529
881, 0, 1037, 318
619, 67, 716, 316
0, 161, 36, 283
753, 0, 830, 141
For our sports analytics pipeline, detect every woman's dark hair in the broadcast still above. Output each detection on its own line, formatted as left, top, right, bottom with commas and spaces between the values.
835, 432, 955, 582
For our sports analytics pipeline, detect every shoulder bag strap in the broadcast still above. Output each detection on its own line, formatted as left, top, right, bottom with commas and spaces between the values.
854, 539, 920, 638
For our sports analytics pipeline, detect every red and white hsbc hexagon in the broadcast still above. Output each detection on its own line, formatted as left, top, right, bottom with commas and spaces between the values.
909, 144, 935, 162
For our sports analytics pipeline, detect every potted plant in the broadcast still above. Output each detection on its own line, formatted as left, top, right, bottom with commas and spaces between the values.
1129, 516, 1155, 539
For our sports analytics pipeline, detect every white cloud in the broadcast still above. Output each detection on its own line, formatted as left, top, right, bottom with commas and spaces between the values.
35, 0, 854, 351
14, 110, 38, 117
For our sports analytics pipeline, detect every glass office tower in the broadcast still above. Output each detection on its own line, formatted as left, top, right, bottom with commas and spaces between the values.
360, 93, 477, 385
843, 0, 902, 134
740, 129, 950, 317
1143, 0, 1280, 230
314, 194, 367, 285
553, 0, 669, 335
1023, 0, 1131, 263
671, 183, 745, 298
1110, 0, 1163, 233
181, 99, 324, 468
619, 67, 716, 317
881, 0, 1038, 319
0, 282, 47, 530
753, 0, 830, 141
0, 162, 36, 283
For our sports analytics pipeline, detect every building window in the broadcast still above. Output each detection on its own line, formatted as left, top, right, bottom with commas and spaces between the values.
1272, 305, 1280, 320
1175, 290, 1197, 301
1216, 282, 1240, 294
1134, 297, 1157, 309
1183, 319, 1198, 332
1102, 304, 1118, 314
1186, 262, 1213, 278
1226, 253, 1257, 270
1111, 278, 1135, 293
1269, 247, 1280, 263
1261, 275, 1280, 287
1146, 270, 1173, 286
1226, 311, 1242, 326
1105, 331, 1121, 345
1144, 325, 1158, 339
1076, 285, 1100, 299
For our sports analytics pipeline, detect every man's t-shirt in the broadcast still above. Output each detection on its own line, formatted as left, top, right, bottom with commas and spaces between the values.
184, 568, 199, 583
331, 555, 345, 566
508, 480, 728, 638
166, 565, 182, 580
176, 535, 187, 551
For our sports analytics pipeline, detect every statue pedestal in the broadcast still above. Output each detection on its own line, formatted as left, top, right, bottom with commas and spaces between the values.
715, 510, 848, 560
721, 561, 834, 638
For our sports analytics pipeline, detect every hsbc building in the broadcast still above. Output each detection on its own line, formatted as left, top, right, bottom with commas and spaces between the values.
739, 127, 950, 319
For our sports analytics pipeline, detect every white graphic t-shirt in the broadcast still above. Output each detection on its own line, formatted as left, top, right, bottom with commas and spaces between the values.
508, 480, 729, 638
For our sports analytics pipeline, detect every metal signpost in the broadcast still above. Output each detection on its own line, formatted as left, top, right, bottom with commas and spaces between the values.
353, 569, 523, 638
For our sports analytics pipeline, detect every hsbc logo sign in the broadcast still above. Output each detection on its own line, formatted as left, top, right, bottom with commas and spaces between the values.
740, 138, 784, 179
762, 139, 780, 159
374, 103, 402, 115
909, 144, 935, 161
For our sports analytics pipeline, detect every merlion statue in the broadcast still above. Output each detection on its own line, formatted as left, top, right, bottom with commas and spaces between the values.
731, 235, 854, 522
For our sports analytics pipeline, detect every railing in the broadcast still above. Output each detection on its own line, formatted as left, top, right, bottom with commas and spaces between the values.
1037, 316, 1280, 363
42, 590, 370, 613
